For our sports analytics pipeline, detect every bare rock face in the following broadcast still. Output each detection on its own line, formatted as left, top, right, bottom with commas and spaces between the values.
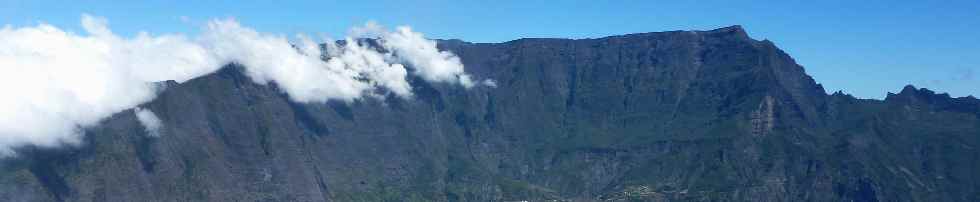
750, 95, 776, 137
2, 26, 979, 201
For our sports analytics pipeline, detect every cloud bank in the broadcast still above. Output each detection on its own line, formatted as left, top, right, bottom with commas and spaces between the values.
0, 14, 483, 156
134, 107, 163, 137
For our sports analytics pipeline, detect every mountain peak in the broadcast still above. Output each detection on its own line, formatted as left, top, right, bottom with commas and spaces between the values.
701, 25, 751, 40
883, 84, 980, 113
708, 25, 746, 34
887, 84, 948, 100
900, 84, 920, 94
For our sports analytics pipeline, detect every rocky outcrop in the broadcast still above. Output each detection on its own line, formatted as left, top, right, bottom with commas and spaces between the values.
750, 95, 776, 137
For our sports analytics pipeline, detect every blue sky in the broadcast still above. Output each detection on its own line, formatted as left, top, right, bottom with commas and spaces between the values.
1, 0, 977, 98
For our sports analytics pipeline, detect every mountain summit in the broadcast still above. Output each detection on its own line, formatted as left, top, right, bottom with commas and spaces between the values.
2, 26, 978, 201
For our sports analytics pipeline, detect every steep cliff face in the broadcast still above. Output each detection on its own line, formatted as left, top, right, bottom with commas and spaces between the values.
2, 26, 978, 201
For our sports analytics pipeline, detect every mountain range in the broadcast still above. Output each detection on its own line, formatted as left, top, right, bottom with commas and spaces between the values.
1, 25, 978, 201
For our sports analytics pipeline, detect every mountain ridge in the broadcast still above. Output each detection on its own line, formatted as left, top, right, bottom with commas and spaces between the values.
442, 26, 974, 101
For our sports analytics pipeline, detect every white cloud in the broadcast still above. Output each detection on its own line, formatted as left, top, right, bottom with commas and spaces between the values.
0, 15, 481, 156
0, 14, 218, 155
134, 107, 163, 137
347, 21, 385, 38
377, 26, 474, 88
482, 79, 498, 88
